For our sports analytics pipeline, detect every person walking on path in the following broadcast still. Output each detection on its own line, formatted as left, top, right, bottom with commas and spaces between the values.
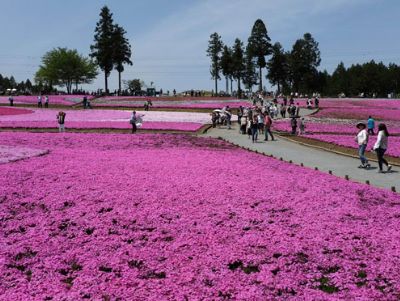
45, 96, 49, 108
240, 116, 247, 134
367, 116, 375, 135
295, 103, 301, 117
56, 111, 66, 133
257, 112, 264, 134
355, 122, 370, 169
298, 118, 306, 135
38, 95, 43, 108
280, 104, 286, 118
250, 117, 259, 143
83, 96, 88, 109
290, 117, 297, 135
314, 97, 319, 108
263, 113, 275, 141
373, 123, 392, 173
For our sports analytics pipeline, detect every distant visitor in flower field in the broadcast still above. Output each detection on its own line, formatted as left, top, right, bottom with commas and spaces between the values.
367, 116, 375, 135
56, 111, 66, 133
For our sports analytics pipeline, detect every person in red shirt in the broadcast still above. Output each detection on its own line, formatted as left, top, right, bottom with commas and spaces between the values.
263, 112, 275, 141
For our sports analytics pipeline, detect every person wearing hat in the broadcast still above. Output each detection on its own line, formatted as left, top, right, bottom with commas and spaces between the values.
355, 122, 370, 168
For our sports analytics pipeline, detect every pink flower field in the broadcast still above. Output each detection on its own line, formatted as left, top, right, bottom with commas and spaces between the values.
0, 95, 94, 106
304, 134, 400, 158
92, 98, 250, 109
1, 132, 400, 300
0, 108, 210, 132
0, 107, 33, 116
314, 107, 400, 121
272, 120, 400, 135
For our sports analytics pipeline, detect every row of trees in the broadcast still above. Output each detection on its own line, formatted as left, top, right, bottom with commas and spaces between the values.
326, 61, 400, 97
34, 6, 132, 95
0, 74, 30, 93
0, 73, 50, 94
207, 20, 400, 97
207, 19, 321, 96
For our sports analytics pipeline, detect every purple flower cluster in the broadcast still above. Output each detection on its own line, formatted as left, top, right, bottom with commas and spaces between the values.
273, 120, 400, 135
93, 99, 250, 109
1, 132, 400, 300
314, 107, 400, 121
0, 107, 33, 116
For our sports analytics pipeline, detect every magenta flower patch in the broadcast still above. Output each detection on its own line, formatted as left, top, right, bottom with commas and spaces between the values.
304, 134, 400, 157
0, 132, 399, 300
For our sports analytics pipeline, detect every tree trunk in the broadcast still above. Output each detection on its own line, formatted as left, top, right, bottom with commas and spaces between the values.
237, 77, 241, 99
277, 82, 281, 95
104, 72, 108, 95
118, 71, 122, 95
215, 77, 218, 96
226, 76, 229, 95
259, 66, 263, 91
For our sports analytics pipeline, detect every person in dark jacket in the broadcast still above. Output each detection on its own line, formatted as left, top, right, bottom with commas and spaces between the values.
291, 117, 297, 135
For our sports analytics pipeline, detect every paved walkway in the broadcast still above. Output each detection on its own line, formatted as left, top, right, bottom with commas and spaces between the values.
204, 124, 399, 192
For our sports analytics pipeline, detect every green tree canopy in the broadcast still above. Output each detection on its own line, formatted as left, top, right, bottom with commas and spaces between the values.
247, 19, 272, 91
267, 42, 290, 94
231, 38, 245, 97
112, 24, 133, 94
242, 45, 258, 92
90, 6, 115, 94
206, 32, 224, 95
220, 45, 233, 94
124, 79, 143, 94
35, 48, 97, 94
289, 32, 321, 93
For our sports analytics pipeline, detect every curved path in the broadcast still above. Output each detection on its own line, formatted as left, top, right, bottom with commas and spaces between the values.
204, 123, 399, 192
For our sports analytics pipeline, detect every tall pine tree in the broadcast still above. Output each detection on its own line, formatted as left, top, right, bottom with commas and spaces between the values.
90, 6, 115, 94
220, 46, 233, 95
267, 42, 289, 94
247, 19, 272, 91
112, 24, 132, 94
231, 39, 245, 98
289, 33, 321, 93
243, 44, 258, 93
207, 32, 223, 95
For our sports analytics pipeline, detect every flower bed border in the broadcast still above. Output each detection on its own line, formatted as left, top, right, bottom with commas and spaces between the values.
277, 133, 400, 166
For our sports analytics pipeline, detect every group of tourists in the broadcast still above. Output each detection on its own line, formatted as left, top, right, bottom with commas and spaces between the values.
211, 106, 233, 129
37, 96, 50, 108
355, 116, 392, 173
237, 106, 275, 143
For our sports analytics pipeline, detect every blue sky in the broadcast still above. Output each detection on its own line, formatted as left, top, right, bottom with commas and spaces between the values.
0, 0, 399, 92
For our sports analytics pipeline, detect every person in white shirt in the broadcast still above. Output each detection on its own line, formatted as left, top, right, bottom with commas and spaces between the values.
373, 123, 392, 173
355, 122, 370, 168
